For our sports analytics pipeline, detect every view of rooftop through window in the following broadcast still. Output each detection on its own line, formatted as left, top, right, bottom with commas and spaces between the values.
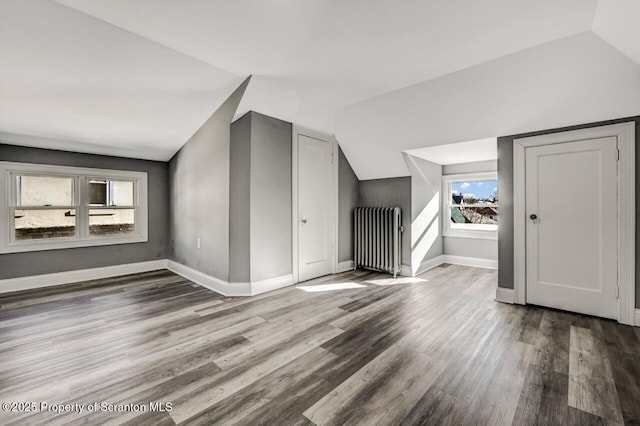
450, 180, 498, 227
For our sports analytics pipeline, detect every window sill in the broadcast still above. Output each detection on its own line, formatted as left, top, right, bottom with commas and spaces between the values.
0, 235, 148, 254
443, 230, 498, 241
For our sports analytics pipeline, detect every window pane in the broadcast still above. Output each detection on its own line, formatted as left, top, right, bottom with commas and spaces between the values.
89, 209, 135, 236
89, 180, 133, 206
451, 180, 498, 205
111, 181, 134, 206
89, 180, 107, 205
450, 206, 498, 225
15, 209, 76, 240
18, 176, 74, 206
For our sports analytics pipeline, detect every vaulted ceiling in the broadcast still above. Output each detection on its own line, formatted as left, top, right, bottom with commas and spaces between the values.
1, 0, 638, 177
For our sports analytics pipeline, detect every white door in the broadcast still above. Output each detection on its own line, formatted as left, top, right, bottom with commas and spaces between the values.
297, 135, 333, 282
525, 137, 618, 319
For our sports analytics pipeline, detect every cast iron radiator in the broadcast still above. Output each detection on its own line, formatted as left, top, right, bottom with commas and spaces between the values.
353, 207, 402, 277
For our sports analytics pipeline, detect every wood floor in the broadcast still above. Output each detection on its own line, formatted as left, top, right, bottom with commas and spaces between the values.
0, 265, 639, 425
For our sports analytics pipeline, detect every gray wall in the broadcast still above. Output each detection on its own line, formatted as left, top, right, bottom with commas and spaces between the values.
443, 160, 498, 262
169, 78, 249, 281
229, 112, 252, 282
497, 116, 640, 308
248, 112, 292, 282
404, 154, 443, 274
338, 148, 359, 262
358, 176, 412, 267
444, 237, 497, 261
0, 144, 169, 280
229, 111, 292, 282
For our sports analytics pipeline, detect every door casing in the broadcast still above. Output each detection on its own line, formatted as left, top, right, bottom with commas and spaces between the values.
513, 122, 635, 326
292, 125, 339, 284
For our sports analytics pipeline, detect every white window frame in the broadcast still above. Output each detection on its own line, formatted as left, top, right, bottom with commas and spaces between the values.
442, 172, 498, 240
0, 162, 148, 254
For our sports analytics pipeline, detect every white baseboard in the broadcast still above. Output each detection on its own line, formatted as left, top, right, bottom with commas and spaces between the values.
400, 264, 413, 277
251, 274, 293, 296
443, 255, 498, 270
635, 309, 640, 327
415, 255, 446, 276
337, 260, 355, 273
167, 260, 292, 297
405, 254, 498, 278
167, 260, 246, 296
166, 260, 251, 296
0, 257, 294, 298
495, 287, 515, 304
0, 259, 168, 294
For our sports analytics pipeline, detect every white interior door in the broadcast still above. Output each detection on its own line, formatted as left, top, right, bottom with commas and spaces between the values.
297, 134, 333, 282
525, 137, 618, 319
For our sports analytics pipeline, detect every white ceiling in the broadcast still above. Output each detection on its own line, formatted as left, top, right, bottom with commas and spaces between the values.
337, 32, 640, 179
592, 0, 640, 65
0, 1, 638, 174
0, 0, 242, 160
405, 139, 497, 166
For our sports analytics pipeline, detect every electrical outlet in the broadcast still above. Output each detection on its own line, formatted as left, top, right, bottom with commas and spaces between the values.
197, 238, 201, 249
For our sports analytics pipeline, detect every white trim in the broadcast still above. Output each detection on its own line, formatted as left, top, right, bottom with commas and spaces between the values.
0, 259, 295, 297
292, 127, 299, 284
0, 256, 506, 300
400, 264, 413, 277
291, 125, 339, 284
407, 254, 498, 277
513, 122, 636, 323
635, 309, 640, 327
443, 255, 498, 270
0, 260, 167, 294
337, 260, 355, 273
167, 260, 293, 297
513, 137, 527, 305
619, 123, 636, 326
2, 233, 148, 254
495, 287, 515, 304
415, 255, 445, 275
332, 137, 340, 278
167, 260, 251, 297
250, 274, 293, 296
0, 161, 148, 254
443, 229, 498, 240
442, 172, 498, 240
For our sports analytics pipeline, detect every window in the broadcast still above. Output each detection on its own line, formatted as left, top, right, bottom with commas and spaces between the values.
0, 162, 148, 253
443, 172, 497, 239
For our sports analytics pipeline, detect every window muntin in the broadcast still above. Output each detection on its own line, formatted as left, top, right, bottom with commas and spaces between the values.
0, 162, 147, 253
443, 173, 498, 239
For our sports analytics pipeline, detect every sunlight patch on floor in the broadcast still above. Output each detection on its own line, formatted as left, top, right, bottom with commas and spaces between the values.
366, 277, 428, 286
296, 283, 367, 292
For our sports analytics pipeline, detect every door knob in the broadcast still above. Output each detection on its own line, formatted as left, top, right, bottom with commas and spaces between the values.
529, 214, 538, 221
301, 219, 308, 224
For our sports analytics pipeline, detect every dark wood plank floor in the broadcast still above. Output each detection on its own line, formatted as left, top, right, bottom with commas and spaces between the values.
0, 265, 638, 425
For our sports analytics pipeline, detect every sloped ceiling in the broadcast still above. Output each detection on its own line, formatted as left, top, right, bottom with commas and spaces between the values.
0, 1, 638, 175
592, 0, 640, 66
336, 32, 640, 179
0, 0, 243, 160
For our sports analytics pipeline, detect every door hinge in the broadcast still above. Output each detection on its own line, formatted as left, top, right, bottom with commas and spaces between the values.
616, 284, 620, 299
617, 149, 620, 161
